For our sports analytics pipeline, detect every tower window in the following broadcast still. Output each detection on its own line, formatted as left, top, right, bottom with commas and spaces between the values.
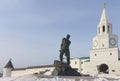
95, 54, 97, 56
81, 68, 83, 71
102, 44, 104, 47
75, 61, 77, 64
110, 53, 112, 55
112, 70, 115, 72
103, 25, 105, 32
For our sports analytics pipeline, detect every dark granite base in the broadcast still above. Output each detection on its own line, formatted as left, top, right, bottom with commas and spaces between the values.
52, 60, 81, 76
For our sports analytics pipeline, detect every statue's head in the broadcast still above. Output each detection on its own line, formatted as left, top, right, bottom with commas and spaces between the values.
66, 34, 70, 39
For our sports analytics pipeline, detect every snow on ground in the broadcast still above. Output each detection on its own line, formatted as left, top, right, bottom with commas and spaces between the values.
98, 74, 120, 79
0, 77, 16, 81
0, 74, 120, 81
44, 70, 53, 75
0, 75, 75, 81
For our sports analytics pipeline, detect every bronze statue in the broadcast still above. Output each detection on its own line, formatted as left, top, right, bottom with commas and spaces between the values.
59, 34, 71, 65
52, 35, 80, 76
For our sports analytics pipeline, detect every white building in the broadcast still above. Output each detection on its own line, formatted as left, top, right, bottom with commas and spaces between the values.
3, 4, 120, 77
3, 59, 55, 77
3, 59, 14, 77
70, 5, 120, 75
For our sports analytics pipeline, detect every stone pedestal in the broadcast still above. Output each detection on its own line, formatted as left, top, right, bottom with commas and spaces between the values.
52, 60, 81, 76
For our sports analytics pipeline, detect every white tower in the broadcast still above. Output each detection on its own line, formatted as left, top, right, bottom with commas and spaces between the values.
92, 3, 118, 49
3, 59, 14, 77
90, 3, 119, 74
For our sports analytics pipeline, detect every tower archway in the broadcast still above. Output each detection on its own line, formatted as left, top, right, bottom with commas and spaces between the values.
99, 64, 109, 74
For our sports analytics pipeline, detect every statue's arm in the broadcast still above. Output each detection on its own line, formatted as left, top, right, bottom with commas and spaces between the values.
60, 38, 65, 49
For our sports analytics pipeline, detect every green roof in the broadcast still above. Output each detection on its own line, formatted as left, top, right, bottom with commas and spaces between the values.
70, 57, 90, 60
79, 57, 90, 59
70, 57, 80, 60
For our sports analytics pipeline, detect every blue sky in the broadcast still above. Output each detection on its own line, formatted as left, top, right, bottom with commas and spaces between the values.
0, 0, 120, 71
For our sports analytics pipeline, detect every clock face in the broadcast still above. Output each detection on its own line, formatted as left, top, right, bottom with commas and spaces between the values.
110, 38, 116, 45
94, 40, 98, 47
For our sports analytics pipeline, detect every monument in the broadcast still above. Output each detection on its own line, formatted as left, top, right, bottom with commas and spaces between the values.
52, 34, 80, 76
60, 34, 71, 65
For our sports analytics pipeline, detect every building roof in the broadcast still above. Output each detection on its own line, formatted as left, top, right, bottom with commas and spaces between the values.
79, 57, 90, 59
13, 68, 26, 71
70, 57, 80, 60
70, 57, 90, 60
13, 64, 54, 71
4, 59, 14, 68
27, 65, 54, 69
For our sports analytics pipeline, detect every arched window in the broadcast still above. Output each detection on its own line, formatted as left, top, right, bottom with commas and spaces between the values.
95, 54, 97, 56
99, 64, 109, 74
110, 53, 112, 55
103, 25, 105, 32
75, 61, 77, 64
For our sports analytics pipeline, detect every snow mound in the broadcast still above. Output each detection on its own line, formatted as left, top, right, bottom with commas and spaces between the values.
0, 77, 16, 81
0, 75, 75, 81
98, 74, 120, 79
94, 78, 108, 81
1, 74, 120, 81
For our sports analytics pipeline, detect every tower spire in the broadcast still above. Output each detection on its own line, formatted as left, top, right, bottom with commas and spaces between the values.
4, 59, 14, 69
97, 3, 112, 35
99, 3, 108, 24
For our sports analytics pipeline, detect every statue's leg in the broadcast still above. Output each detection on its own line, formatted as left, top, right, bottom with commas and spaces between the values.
67, 55, 70, 65
60, 52, 63, 63
66, 50, 70, 65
